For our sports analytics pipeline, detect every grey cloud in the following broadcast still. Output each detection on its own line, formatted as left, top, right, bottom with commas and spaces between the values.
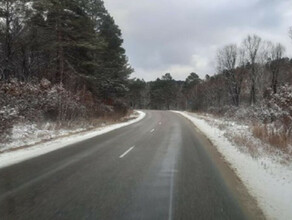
105, 0, 292, 81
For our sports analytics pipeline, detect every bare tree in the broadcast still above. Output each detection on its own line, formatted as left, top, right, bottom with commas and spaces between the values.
267, 43, 285, 93
242, 34, 262, 105
217, 44, 237, 71
217, 44, 243, 106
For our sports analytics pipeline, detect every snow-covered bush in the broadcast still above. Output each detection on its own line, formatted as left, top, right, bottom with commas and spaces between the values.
262, 85, 292, 124
252, 85, 292, 151
0, 79, 102, 143
204, 85, 292, 152
41, 84, 87, 121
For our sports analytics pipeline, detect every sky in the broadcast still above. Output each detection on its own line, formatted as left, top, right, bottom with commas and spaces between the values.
104, 0, 292, 81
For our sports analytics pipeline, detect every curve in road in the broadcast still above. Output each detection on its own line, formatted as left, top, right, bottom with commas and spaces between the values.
0, 110, 264, 220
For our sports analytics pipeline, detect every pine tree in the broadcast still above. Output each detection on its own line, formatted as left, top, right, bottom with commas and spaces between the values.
30, 0, 103, 85
0, 0, 27, 79
97, 9, 133, 99
0, 0, 133, 109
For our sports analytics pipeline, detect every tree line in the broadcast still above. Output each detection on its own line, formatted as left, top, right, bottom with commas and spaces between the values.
128, 34, 292, 112
0, 0, 132, 103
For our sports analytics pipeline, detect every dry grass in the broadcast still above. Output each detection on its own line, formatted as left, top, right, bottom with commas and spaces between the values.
252, 124, 291, 153
231, 134, 260, 158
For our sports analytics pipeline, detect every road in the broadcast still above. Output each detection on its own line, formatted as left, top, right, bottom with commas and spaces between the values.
0, 110, 264, 220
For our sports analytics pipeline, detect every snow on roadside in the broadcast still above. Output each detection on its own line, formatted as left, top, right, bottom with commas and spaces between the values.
174, 111, 292, 220
0, 111, 145, 169
1, 123, 86, 152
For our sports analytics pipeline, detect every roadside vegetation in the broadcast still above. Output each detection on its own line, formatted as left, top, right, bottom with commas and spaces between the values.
128, 33, 292, 156
0, 0, 132, 149
1, 1, 291, 157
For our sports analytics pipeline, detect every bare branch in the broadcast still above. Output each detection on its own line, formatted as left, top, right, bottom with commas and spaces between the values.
217, 44, 237, 73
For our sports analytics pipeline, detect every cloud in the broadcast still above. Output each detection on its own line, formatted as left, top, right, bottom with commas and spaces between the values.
104, 0, 292, 81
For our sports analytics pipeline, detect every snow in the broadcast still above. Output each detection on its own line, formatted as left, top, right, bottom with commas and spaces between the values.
173, 111, 292, 220
25, 1, 33, 10
0, 111, 145, 169
1, 123, 87, 152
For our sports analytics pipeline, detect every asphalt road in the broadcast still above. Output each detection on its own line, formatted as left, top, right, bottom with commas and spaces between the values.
0, 110, 264, 220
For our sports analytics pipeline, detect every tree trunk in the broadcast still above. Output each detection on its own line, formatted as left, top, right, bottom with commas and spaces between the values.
57, 30, 64, 84
55, 13, 64, 84
250, 82, 256, 105
4, 1, 12, 79
271, 71, 278, 94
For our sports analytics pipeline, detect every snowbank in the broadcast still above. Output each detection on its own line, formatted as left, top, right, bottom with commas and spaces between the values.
0, 111, 145, 169
1, 124, 86, 152
174, 111, 292, 220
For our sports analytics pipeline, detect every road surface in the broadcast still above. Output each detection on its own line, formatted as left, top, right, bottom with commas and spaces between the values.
0, 110, 264, 219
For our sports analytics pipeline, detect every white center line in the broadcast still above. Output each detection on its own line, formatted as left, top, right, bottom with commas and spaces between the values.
150, 128, 155, 133
119, 146, 135, 158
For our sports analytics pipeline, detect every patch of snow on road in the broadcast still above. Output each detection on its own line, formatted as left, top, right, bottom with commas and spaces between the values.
0, 111, 145, 169
174, 111, 292, 220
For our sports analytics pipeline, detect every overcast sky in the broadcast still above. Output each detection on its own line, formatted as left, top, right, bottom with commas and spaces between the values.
104, 0, 292, 81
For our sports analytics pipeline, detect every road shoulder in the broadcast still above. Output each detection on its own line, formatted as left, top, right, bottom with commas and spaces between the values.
0, 111, 145, 169
173, 111, 266, 220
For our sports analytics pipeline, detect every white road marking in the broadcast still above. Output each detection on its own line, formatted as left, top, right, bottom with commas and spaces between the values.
150, 129, 155, 133
119, 146, 135, 158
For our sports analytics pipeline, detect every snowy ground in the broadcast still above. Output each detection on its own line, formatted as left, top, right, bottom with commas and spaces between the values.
0, 111, 145, 168
1, 123, 86, 152
174, 111, 292, 220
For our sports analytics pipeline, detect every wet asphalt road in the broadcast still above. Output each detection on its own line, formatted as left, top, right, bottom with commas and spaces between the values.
0, 110, 252, 220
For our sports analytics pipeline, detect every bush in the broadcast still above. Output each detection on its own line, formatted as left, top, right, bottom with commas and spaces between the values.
250, 85, 292, 151
0, 79, 90, 141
